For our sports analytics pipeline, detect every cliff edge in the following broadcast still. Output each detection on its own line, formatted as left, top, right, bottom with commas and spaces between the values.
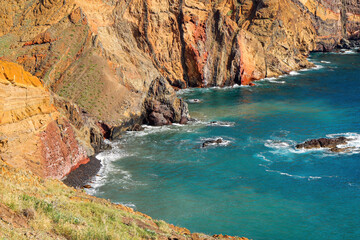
0, 60, 90, 179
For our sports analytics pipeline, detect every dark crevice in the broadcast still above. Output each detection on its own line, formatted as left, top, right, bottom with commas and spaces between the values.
178, 0, 189, 88
143, 0, 169, 75
246, 0, 265, 29
340, 0, 347, 38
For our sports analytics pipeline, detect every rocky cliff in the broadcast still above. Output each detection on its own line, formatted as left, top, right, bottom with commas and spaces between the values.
0, 0, 358, 133
0, 60, 90, 179
0, 1, 359, 238
294, 0, 360, 51
0, 0, 358, 175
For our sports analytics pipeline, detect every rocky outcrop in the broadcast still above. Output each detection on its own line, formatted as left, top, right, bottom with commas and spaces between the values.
0, 60, 89, 179
202, 138, 224, 148
144, 77, 189, 126
296, 136, 352, 152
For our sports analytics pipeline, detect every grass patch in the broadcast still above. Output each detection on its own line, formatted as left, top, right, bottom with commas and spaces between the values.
0, 161, 189, 240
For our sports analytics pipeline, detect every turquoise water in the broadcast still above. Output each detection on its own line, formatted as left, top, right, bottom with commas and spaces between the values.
90, 51, 360, 240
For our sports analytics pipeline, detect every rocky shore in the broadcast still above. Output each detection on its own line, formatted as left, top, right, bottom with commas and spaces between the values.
1, 0, 359, 239
62, 156, 102, 188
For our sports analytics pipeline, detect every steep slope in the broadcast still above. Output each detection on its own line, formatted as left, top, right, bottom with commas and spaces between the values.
0, 60, 89, 179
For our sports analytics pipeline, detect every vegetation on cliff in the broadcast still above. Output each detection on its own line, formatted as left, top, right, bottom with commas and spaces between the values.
0, 160, 248, 240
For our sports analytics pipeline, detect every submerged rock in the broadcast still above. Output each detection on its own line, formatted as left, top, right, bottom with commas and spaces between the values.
296, 137, 349, 152
329, 147, 353, 153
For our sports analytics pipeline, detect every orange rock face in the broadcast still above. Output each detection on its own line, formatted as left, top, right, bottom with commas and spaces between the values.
0, 0, 358, 116
0, 60, 89, 179
295, 0, 360, 50
0, 0, 358, 129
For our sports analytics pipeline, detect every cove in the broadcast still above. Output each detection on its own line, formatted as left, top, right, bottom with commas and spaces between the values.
87, 51, 360, 240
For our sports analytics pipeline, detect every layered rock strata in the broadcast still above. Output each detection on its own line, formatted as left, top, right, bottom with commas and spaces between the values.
0, 60, 89, 179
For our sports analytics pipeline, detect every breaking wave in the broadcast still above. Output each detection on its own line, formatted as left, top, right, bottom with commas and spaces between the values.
85, 140, 143, 195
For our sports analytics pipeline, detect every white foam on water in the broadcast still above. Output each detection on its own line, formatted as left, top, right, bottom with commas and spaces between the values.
211, 84, 248, 90
313, 64, 324, 70
325, 132, 360, 155
326, 49, 358, 55
321, 61, 331, 64
289, 71, 300, 75
125, 120, 235, 138
339, 49, 357, 54
207, 121, 236, 127
264, 139, 295, 149
288, 147, 325, 154
176, 88, 195, 95
85, 141, 141, 195
259, 164, 324, 181
188, 99, 203, 103
126, 124, 186, 137
257, 63, 325, 85
177, 84, 246, 96
257, 150, 339, 181
264, 133, 360, 156
114, 202, 136, 210
262, 77, 286, 84
256, 153, 273, 163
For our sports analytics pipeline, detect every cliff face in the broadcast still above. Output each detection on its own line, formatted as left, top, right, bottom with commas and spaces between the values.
0, 60, 89, 179
293, 0, 360, 51
116, 0, 317, 86
0, 0, 358, 133
0, 0, 359, 174
0, 0, 189, 133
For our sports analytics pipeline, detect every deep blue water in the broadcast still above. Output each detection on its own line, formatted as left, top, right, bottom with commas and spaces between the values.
89, 51, 360, 240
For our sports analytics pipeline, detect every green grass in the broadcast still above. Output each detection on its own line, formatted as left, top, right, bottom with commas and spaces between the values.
0, 161, 193, 240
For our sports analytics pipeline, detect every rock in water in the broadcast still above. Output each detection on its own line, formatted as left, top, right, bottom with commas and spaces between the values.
202, 138, 223, 148
296, 137, 350, 152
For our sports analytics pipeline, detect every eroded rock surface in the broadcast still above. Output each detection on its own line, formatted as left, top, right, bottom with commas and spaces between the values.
0, 60, 89, 179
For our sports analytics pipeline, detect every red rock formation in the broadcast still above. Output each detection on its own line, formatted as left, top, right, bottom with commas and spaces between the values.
0, 60, 90, 179
40, 118, 89, 179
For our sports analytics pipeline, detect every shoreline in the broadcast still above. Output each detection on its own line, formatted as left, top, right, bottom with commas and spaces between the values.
63, 47, 360, 189
62, 155, 102, 188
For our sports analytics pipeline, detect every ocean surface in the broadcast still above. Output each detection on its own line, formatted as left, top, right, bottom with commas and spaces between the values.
88, 51, 360, 240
